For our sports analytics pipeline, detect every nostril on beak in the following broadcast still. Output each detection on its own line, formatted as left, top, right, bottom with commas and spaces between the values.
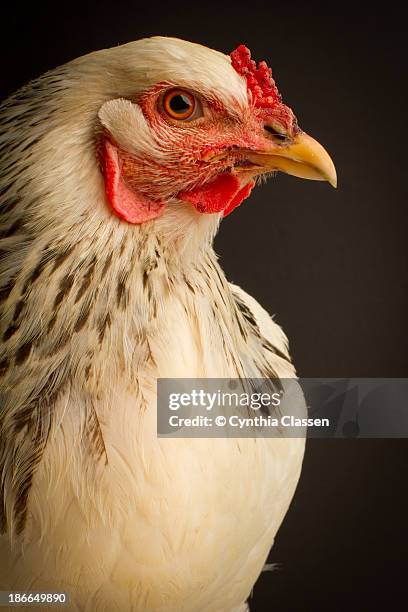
264, 124, 289, 142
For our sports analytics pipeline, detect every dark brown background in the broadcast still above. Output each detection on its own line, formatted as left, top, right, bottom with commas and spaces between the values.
1, 4, 407, 611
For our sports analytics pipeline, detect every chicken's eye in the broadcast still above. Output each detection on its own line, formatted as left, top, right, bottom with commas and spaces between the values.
162, 89, 201, 121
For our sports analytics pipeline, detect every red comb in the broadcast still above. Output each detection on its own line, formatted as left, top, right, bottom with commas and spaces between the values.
230, 44, 298, 133
230, 44, 282, 109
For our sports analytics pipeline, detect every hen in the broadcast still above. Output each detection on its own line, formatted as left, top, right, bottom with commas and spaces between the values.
0, 37, 336, 611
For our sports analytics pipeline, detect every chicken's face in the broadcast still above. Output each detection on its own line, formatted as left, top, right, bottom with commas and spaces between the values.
97, 39, 336, 225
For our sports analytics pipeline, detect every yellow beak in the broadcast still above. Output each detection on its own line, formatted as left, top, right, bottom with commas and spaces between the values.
246, 131, 337, 188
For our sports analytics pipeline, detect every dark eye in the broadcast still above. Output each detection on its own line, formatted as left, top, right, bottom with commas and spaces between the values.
162, 89, 202, 121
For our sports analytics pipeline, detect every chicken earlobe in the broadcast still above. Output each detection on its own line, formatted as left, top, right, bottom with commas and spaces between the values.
103, 140, 165, 223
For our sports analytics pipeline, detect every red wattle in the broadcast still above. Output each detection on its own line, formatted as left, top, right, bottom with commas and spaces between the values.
179, 173, 252, 215
223, 181, 254, 217
103, 141, 165, 224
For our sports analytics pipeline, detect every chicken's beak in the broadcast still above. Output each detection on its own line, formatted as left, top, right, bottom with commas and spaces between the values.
246, 131, 337, 188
